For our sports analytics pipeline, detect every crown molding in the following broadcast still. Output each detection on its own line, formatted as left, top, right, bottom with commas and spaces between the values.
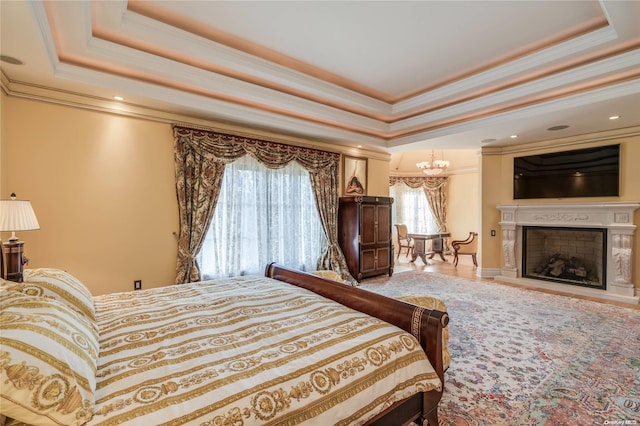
390, 166, 479, 177
1, 70, 391, 161
481, 125, 640, 156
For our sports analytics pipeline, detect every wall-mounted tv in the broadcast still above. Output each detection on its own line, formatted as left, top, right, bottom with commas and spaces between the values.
513, 144, 620, 199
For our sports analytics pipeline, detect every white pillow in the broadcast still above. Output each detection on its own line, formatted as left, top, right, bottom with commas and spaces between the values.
0, 293, 98, 425
21, 268, 95, 321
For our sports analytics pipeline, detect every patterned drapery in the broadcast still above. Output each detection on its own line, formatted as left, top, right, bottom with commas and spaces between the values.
173, 125, 353, 283
389, 176, 450, 251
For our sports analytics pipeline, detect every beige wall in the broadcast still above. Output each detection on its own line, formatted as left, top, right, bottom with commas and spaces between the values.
365, 158, 391, 197
447, 172, 480, 242
2, 96, 178, 295
479, 131, 640, 289
1, 91, 6, 196
479, 152, 508, 270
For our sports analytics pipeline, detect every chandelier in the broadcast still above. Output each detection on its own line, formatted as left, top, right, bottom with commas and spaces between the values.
416, 150, 450, 175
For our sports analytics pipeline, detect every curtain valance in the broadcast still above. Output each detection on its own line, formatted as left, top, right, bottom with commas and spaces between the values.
173, 126, 339, 171
389, 175, 447, 190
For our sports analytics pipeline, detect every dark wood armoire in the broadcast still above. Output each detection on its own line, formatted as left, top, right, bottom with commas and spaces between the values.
338, 196, 394, 282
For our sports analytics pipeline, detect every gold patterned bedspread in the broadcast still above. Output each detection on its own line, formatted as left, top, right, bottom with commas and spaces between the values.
89, 276, 441, 425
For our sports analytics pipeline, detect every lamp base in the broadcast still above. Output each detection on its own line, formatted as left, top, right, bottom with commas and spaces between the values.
3, 240, 25, 282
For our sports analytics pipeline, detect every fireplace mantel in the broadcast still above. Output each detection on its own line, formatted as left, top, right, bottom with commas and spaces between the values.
495, 202, 640, 304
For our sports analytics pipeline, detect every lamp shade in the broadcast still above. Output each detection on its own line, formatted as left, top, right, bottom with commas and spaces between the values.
0, 196, 40, 233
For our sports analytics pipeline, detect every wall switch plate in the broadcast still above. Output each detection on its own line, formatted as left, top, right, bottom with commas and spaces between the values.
491, 230, 496, 236
134, 280, 142, 290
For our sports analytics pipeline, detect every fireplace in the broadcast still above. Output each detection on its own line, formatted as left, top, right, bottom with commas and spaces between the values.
522, 226, 606, 290
495, 203, 640, 304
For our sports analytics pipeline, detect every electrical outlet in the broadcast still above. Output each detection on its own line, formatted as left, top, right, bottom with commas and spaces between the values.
491, 230, 496, 237
134, 280, 142, 290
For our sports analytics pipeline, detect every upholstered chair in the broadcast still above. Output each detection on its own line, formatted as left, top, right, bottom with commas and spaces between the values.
394, 224, 413, 259
452, 232, 478, 267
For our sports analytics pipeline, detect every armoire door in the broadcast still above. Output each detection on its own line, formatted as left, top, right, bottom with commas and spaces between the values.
359, 204, 377, 245
375, 203, 391, 245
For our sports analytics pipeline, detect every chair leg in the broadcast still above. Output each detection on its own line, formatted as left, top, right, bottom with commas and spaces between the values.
472, 254, 478, 267
453, 254, 458, 267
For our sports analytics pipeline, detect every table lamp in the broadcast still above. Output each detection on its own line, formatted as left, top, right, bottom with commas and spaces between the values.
0, 193, 40, 282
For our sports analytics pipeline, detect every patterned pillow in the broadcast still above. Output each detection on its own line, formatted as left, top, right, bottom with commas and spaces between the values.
310, 270, 346, 283
0, 282, 28, 307
0, 293, 98, 426
21, 268, 95, 321
396, 295, 451, 371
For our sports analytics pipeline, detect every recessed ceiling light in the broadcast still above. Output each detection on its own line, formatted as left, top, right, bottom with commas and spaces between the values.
510, 134, 518, 139
0, 55, 24, 65
113, 96, 125, 101
547, 125, 569, 131
609, 115, 620, 120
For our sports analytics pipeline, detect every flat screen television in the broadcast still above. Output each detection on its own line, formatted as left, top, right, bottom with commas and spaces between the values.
513, 144, 620, 199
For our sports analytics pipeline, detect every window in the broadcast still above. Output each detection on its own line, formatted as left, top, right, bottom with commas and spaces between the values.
390, 183, 437, 234
198, 154, 326, 278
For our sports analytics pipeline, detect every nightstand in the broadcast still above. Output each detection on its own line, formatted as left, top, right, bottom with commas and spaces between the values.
3, 240, 28, 282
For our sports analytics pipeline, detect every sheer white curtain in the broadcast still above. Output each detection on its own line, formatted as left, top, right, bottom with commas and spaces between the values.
390, 183, 438, 234
198, 154, 326, 279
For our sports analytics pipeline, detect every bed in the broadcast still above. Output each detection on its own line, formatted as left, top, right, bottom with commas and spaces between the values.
1, 264, 448, 426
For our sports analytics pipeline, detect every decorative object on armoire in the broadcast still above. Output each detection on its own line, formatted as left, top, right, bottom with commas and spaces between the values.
338, 196, 393, 282
343, 156, 367, 196
0, 193, 40, 281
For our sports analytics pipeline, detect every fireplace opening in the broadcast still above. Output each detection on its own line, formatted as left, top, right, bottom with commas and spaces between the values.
522, 226, 606, 290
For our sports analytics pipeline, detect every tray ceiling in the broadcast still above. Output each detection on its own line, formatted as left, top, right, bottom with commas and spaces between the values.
1, 0, 639, 153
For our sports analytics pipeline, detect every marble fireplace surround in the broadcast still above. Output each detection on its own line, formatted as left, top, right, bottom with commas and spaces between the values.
495, 202, 640, 304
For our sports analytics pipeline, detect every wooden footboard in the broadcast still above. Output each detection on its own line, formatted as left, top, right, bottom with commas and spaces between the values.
265, 263, 449, 426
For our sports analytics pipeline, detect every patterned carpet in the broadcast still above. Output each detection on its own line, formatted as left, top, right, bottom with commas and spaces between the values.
360, 271, 640, 426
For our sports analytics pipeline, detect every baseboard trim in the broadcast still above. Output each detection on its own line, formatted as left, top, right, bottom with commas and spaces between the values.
477, 267, 501, 278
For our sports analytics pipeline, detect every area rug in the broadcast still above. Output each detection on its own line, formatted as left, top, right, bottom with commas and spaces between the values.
360, 271, 640, 425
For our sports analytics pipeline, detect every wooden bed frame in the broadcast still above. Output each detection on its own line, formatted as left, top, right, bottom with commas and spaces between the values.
265, 263, 449, 426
